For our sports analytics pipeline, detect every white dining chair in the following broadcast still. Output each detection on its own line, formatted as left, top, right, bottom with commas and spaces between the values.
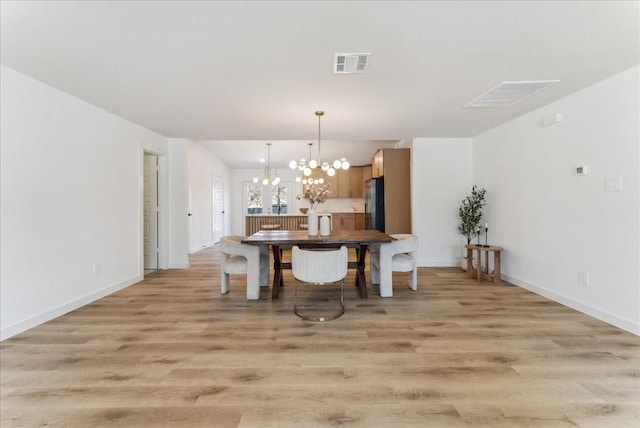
220, 236, 269, 300
370, 234, 418, 297
291, 245, 348, 321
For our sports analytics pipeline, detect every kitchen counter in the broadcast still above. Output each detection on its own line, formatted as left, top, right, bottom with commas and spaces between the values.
245, 214, 310, 235
245, 212, 364, 235
246, 213, 331, 217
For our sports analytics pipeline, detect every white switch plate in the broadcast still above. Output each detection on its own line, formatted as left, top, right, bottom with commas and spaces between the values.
604, 177, 622, 192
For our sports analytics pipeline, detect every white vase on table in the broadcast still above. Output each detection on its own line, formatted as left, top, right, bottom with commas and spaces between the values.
307, 209, 318, 236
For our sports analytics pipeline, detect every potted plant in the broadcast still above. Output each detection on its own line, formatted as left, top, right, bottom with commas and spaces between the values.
458, 185, 486, 270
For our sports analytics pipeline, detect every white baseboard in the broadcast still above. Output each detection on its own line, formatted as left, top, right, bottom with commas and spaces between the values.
416, 258, 462, 267
189, 241, 214, 254
168, 261, 190, 268
502, 272, 639, 336
1, 275, 142, 341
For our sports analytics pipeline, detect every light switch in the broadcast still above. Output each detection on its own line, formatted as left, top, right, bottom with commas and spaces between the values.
604, 177, 622, 192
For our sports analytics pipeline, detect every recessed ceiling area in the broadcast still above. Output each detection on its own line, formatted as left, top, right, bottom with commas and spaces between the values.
198, 139, 400, 169
1, 1, 638, 168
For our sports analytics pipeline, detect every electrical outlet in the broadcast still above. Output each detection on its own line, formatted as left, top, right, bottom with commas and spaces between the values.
577, 270, 589, 286
93, 263, 102, 276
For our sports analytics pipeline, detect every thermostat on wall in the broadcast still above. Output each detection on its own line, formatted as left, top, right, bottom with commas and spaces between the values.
575, 165, 588, 176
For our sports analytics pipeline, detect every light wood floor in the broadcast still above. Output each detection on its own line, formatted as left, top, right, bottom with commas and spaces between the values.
1, 246, 639, 427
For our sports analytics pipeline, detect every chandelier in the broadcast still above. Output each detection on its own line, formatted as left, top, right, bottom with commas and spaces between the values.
253, 143, 280, 185
294, 143, 325, 185
289, 111, 349, 178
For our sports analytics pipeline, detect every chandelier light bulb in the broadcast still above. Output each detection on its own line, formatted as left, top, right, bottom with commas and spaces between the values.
262, 178, 269, 185
273, 176, 280, 185
289, 112, 349, 192
253, 177, 259, 183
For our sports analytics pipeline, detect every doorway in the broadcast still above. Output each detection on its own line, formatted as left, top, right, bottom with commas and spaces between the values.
143, 152, 159, 273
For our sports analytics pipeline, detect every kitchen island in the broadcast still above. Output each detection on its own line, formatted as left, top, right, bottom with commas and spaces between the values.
245, 214, 332, 235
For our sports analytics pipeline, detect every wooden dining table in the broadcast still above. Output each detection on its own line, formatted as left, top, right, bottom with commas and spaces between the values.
242, 229, 394, 300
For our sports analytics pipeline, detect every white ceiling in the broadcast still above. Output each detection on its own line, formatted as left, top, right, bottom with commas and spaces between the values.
1, 1, 638, 168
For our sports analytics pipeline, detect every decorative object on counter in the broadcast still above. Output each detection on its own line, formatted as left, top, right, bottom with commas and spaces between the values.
289, 111, 349, 180
483, 223, 489, 247
296, 182, 331, 211
299, 207, 309, 214
458, 185, 486, 270
261, 223, 280, 230
307, 209, 318, 236
252, 142, 280, 185
320, 215, 331, 236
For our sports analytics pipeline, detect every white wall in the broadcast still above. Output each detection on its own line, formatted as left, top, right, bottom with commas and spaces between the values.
187, 141, 232, 252
0, 66, 170, 339
473, 65, 640, 334
411, 138, 473, 266
167, 139, 190, 268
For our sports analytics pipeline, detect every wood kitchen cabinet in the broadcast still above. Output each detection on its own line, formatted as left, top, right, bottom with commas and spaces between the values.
337, 169, 351, 198
324, 171, 338, 196
331, 213, 365, 231
361, 165, 371, 185
369, 148, 411, 234
355, 213, 364, 230
372, 151, 384, 178
349, 167, 363, 198
326, 166, 367, 198
331, 213, 355, 231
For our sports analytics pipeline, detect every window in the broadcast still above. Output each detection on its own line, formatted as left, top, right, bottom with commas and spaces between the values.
272, 184, 288, 214
245, 181, 291, 215
246, 183, 263, 214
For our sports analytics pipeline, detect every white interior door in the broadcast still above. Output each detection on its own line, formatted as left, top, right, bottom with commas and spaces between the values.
188, 173, 214, 253
143, 153, 159, 270
212, 175, 224, 243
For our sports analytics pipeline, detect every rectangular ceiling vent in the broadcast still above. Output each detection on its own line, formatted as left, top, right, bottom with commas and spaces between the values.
334, 53, 370, 74
465, 80, 560, 108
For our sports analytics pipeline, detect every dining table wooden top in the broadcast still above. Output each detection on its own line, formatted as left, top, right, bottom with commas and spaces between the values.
241, 229, 394, 246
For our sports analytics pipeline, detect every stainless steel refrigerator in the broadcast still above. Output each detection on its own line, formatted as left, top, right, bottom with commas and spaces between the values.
364, 177, 385, 232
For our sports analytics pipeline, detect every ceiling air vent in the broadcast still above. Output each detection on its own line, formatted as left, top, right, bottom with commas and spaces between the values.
334, 53, 370, 74
465, 80, 559, 108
